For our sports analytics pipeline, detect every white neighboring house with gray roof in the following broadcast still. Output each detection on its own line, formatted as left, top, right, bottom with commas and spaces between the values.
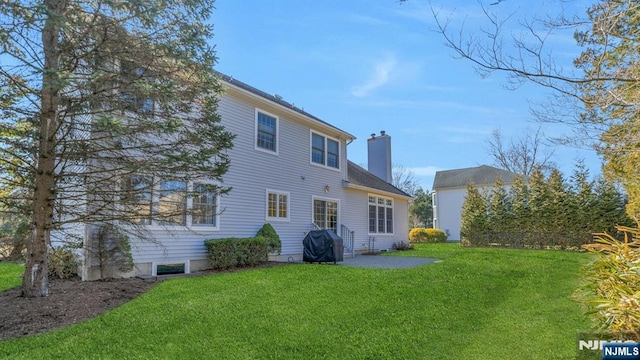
431, 165, 519, 241
78, 74, 411, 280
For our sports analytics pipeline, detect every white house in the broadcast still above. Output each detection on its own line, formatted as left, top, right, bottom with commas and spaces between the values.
77, 74, 412, 280
431, 165, 518, 241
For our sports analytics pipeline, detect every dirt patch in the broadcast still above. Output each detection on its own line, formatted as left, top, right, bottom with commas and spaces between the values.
0, 277, 157, 341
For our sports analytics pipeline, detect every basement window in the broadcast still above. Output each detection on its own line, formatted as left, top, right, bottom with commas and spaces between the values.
156, 263, 186, 276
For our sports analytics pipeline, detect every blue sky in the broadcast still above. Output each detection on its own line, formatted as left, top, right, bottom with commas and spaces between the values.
210, 0, 600, 191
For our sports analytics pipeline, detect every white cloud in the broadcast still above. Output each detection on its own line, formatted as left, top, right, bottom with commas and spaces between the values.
351, 56, 397, 98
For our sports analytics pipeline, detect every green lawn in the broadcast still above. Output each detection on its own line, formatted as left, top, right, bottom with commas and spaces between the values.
0, 262, 23, 291
0, 244, 590, 359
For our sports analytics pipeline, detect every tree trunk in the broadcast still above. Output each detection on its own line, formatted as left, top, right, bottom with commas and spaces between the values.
22, 0, 63, 298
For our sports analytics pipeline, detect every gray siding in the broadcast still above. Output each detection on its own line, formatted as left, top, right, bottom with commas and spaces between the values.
343, 189, 410, 252
123, 92, 410, 276
128, 93, 350, 268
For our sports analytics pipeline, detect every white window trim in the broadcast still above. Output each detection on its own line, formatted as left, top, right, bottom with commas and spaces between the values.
309, 130, 341, 171
311, 195, 341, 231
367, 194, 394, 236
190, 181, 221, 230
254, 108, 279, 155
265, 189, 290, 222
124, 176, 220, 231
151, 260, 190, 276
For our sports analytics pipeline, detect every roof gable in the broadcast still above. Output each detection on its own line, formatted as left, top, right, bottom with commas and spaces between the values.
432, 165, 519, 190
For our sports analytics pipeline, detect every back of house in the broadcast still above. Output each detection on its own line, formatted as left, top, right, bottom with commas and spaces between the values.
74, 74, 412, 280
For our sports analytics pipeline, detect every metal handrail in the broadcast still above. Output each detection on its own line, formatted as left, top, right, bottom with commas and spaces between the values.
340, 224, 355, 258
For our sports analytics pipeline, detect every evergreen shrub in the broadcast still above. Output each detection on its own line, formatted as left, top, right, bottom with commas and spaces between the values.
204, 237, 268, 269
256, 223, 281, 255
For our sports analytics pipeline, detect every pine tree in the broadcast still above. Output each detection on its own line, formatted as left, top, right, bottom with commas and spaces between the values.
460, 182, 488, 246
508, 174, 530, 232
487, 177, 512, 234
528, 167, 552, 235
592, 177, 633, 234
1, 0, 234, 297
569, 161, 597, 233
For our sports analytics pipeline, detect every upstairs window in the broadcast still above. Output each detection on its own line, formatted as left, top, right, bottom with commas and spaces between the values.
256, 110, 278, 153
120, 61, 154, 113
310, 131, 340, 169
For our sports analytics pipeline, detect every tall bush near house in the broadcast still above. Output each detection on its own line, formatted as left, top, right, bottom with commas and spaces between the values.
579, 226, 640, 341
256, 223, 281, 255
409, 228, 447, 243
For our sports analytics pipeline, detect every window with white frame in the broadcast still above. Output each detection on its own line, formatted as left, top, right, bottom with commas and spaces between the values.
311, 131, 339, 169
266, 190, 289, 221
313, 197, 338, 234
121, 175, 218, 228
368, 195, 393, 234
192, 183, 218, 226
256, 110, 278, 153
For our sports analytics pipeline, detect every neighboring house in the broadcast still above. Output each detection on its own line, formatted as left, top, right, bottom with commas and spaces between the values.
78, 74, 411, 280
431, 165, 518, 241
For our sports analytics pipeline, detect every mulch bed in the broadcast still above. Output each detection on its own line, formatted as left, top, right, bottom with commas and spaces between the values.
0, 277, 157, 341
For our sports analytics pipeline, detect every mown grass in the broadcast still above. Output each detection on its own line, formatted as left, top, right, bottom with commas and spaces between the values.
0, 244, 590, 359
0, 262, 23, 291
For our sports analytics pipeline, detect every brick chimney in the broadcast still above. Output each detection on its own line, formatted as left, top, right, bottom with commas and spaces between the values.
367, 130, 392, 183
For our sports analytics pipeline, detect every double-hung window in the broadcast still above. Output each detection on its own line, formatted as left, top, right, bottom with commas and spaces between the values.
256, 110, 278, 153
310, 131, 339, 169
368, 195, 393, 234
266, 190, 289, 221
192, 183, 218, 226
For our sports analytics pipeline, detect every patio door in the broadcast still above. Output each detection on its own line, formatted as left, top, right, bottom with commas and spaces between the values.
313, 198, 338, 234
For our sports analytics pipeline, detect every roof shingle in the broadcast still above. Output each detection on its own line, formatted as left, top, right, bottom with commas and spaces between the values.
347, 161, 411, 198
432, 165, 519, 190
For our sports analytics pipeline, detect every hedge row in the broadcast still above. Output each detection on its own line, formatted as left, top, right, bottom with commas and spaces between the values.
409, 228, 447, 243
204, 236, 268, 269
461, 231, 592, 250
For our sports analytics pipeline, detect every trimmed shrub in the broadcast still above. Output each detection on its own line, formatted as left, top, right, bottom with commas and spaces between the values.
48, 246, 79, 279
409, 228, 447, 243
256, 223, 281, 255
204, 237, 268, 270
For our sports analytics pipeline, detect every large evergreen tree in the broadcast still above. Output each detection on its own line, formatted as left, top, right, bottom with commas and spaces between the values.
409, 187, 433, 228
460, 182, 488, 245
0, 0, 234, 297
